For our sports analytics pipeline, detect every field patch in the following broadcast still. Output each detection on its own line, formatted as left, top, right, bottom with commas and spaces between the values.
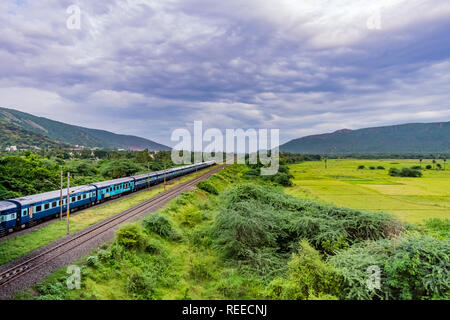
287, 159, 450, 224
341, 179, 402, 185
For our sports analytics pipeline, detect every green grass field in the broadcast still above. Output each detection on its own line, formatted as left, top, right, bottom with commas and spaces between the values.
286, 159, 450, 224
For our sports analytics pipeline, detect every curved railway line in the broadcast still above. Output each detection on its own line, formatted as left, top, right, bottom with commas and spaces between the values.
0, 164, 225, 299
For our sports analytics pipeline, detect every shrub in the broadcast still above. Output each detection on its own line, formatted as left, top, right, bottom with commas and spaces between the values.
126, 269, 157, 298
377, 166, 385, 170
369, 166, 376, 170
272, 173, 294, 187
422, 218, 450, 240
86, 255, 99, 268
411, 165, 422, 170
197, 181, 219, 195
426, 165, 432, 169
213, 183, 403, 271
329, 235, 450, 300
357, 165, 365, 170
142, 213, 179, 240
389, 167, 422, 177
266, 240, 341, 300
145, 238, 165, 255
389, 168, 400, 176
244, 165, 294, 187
116, 223, 147, 250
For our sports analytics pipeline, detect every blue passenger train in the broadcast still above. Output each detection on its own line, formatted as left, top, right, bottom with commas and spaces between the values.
0, 161, 215, 237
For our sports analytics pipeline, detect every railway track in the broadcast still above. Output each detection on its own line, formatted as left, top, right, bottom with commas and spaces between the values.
0, 164, 225, 296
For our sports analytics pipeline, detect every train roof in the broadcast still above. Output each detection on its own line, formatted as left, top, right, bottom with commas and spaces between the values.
131, 162, 212, 180
4, 161, 216, 206
0, 201, 16, 212
90, 177, 135, 188
10, 185, 96, 206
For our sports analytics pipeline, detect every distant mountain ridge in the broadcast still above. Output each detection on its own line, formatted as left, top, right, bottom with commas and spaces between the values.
280, 122, 450, 154
0, 107, 170, 151
0, 120, 70, 150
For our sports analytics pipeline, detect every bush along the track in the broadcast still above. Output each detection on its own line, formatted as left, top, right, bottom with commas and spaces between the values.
20, 165, 449, 300
328, 235, 450, 300
212, 183, 403, 261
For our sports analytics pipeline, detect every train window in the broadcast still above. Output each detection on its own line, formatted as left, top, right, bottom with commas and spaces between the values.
83, 194, 87, 199
44, 204, 49, 210
72, 197, 76, 203
36, 205, 42, 212
93, 192, 96, 196
77, 195, 81, 201
22, 209, 28, 216
52, 201, 57, 207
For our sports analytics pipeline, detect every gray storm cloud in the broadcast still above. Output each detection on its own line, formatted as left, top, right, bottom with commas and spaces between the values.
1, 0, 450, 145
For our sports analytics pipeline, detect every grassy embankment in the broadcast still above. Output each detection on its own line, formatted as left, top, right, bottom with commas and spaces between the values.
286, 159, 450, 224
0, 167, 215, 266
18, 164, 449, 300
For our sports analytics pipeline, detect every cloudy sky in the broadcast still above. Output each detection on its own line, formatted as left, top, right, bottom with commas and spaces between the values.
1, 0, 450, 146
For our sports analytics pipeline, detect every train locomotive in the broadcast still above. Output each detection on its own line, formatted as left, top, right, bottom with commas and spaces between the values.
0, 161, 215, 237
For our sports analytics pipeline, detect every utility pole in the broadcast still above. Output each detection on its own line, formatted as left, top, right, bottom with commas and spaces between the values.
60, 170, 63, 220
164, 162, 167, 191
66, 172, 70, 235
147, 162, 150, 189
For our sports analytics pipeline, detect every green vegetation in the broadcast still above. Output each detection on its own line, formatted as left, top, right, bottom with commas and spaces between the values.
197, 181, 219, 195
0, 120, 69, 150
0, 167, 211, 266
279, 121, 450, 154
0, 107, 169, 151
19, 164, 449, 300
0, 150, 177, 201
328, 235, 449, 300
286, 159, 450, 223
389, 167, 422, 177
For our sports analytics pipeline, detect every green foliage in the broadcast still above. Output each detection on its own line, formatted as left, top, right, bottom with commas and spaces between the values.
126, 269, 157, 299
100, 159, 143, 179
115, 223, 147, 250
0, 153, 60, 200
212, 183, 403, 276
389, 167, 422, 177
426, 165, 432, 169
422, 218, 450, 240
142, 213, 179, 240
197, 181, 219, 195
377, 166, 385, 170
87, 255, 99, 268
329, 236, 450, 300
266, 240, 341, 300
243, 164, 294, 187
358, 165, 365, 169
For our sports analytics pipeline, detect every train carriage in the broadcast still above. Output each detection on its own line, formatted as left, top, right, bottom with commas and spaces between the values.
90, 177, 135, 202
0, 161, 215, 236
0, 201, 18, 235
8, 185, 97, 228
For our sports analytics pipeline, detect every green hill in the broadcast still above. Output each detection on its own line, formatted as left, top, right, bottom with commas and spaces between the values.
0, 107, 170, 151
280, 122, 450, 154
0, 120, 69, 150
